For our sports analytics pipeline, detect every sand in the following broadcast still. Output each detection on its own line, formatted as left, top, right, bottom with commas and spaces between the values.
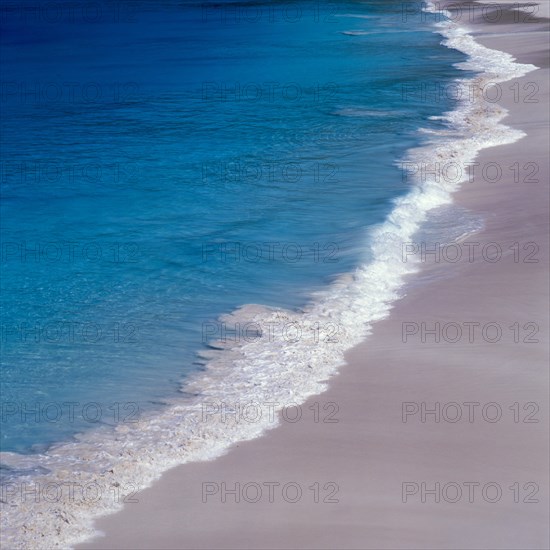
77, 2, 550, 549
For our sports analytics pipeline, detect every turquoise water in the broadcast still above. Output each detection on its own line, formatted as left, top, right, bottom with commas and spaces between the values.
0, 1, 467, 454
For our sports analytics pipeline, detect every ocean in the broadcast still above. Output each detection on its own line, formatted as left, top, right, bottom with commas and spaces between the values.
0, 0, 534, 547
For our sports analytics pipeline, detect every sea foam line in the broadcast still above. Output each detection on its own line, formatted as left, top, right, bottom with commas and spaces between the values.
0, 7, 538, 549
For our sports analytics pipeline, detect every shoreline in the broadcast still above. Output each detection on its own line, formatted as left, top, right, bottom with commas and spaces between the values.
2, 1, 548, 548
77, 2, 548, 548
77, 2, 549, 549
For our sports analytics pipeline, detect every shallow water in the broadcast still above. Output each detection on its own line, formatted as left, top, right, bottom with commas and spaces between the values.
0, 0, 468, 455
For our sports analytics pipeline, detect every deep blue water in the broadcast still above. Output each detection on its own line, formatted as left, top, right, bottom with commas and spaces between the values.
0, 0, 467, 453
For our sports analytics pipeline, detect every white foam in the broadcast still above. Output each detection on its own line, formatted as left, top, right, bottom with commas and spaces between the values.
0, 6, 538, 549
341, 30, 373, 36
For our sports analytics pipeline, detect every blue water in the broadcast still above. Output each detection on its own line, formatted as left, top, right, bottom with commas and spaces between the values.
0, 1, 467, 454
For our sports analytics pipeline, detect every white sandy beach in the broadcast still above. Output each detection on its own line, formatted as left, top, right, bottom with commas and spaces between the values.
77, 3, 550, 549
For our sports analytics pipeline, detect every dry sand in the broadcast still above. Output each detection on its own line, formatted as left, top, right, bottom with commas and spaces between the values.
78, 3, 550, 549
